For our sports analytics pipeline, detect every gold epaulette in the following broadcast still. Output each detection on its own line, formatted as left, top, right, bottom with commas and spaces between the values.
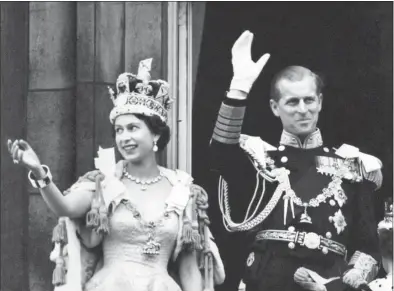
335, 144, 383, 190
239, 134, 277, 169
361, 167, 383, 190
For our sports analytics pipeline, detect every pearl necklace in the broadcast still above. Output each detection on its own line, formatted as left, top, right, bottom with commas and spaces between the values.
123, 169, 164, 191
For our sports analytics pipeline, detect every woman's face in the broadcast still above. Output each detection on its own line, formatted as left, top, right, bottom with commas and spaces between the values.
114, 114, 157, 163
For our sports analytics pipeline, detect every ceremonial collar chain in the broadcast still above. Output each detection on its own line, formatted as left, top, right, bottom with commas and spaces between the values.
280, 129, 323, 149
283, 159, 351, 226
123, 168, 164, 191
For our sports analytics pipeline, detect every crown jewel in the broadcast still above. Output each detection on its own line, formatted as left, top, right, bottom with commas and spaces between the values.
109, 58, 173, 124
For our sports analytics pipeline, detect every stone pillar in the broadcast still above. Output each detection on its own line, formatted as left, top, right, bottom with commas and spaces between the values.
0, 3, 30, 291
76, 2, 166, 176
28, 3, 76, 291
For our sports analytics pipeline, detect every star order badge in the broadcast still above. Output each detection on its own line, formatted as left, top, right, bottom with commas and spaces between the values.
329, 209, 347, 234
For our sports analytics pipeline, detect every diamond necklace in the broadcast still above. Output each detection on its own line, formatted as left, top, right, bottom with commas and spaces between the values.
122, 168, 164, 191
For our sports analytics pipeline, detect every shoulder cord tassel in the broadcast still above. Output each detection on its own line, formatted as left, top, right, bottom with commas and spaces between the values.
52, 217, 68, 244
51, 218, 68, 286
181, 182, 196, 250
191, 221, 203, 251
86, 173, 109, 235
52, 255, 66, 286
52, 174, 85, 287
192, 185, 214, 291
203, 224, 214, 291
86, 202, 99, 227
181, 215, 194, 249
95, 174, 109, 235
195, 185, 211, 269
191, 185, 206, 251
96, 204, 109, 234
183, 184, 210, 251
86, 174, 101, 228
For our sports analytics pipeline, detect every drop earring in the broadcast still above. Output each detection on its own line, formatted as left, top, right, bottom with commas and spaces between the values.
153, 140, 158, 152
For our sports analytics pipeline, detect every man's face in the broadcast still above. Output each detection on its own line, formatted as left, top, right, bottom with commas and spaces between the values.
270, 76, 322, 138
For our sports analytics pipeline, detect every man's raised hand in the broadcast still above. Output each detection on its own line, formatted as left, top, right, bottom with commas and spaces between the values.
230, 30, 270, 94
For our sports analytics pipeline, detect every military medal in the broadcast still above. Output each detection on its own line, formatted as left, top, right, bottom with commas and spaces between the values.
316, 156, 361, 183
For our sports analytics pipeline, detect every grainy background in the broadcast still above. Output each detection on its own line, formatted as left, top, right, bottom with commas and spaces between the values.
1, 2, 392, 291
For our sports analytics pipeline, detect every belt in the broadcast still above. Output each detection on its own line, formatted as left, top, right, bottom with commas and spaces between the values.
256, 229, 347, 258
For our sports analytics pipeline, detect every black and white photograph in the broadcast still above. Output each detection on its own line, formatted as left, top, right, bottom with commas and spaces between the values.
1, 2, 392, 291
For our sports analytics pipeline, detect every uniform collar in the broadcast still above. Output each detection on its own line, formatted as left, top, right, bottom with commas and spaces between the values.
280, 128, 323, 149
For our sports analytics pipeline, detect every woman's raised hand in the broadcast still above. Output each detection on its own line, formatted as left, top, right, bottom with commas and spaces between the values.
229, 30, 270, 94
7, 139, 42, 173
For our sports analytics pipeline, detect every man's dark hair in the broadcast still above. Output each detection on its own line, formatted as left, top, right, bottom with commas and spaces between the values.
270, 66, 325, 101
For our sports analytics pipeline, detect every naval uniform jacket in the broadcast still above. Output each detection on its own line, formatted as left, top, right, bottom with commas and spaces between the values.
210, 97, 382, 291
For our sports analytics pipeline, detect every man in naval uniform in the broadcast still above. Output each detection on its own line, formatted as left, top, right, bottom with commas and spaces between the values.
210, 30, 383, 291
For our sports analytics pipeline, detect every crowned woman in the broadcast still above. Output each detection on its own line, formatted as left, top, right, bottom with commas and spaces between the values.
8, 58, 225, 291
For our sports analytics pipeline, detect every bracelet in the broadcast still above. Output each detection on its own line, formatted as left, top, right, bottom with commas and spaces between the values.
28, 165, 52, 189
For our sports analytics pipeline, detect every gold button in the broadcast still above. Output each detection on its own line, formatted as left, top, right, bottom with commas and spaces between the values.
323, 147, 329, 153
278, 145, 285, 151
326, 232, 332, 239
281, 156, 288, 163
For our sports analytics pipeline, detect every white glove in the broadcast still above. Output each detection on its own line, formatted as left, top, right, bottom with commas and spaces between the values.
294, 267, 327, 291
343, 268, 367, 289
230, 30, 270, 94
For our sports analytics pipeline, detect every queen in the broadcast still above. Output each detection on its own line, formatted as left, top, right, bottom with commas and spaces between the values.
8, 59, 225, 291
